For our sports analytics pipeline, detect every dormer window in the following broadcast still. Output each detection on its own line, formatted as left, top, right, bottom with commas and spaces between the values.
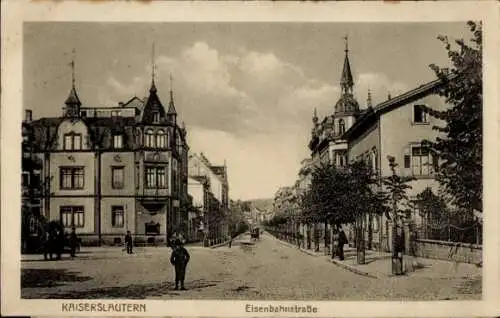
113, 134, 123, 149
338, 119, 346, 136
63, 132, 82, 150
153, 112, 160, 123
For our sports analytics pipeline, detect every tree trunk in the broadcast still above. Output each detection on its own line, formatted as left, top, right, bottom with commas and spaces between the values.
314, 222, 320, 252
324, 220, 329, 255
356, 215, 366, 265
306, 223, 311, 250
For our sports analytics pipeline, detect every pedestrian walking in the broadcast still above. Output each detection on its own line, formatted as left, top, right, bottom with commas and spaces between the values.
125, 231, 133, 254
69, 226, 78, 258
170, 239, 190, 290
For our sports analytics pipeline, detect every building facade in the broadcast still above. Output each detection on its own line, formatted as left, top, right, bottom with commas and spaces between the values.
303, 38, 450, 252
188, 153, 229, 245
23, 71, 190, 246
343, 78, 448, 251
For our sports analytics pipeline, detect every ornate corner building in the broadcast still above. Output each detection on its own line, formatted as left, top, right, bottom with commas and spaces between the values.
22, 66, 191, 246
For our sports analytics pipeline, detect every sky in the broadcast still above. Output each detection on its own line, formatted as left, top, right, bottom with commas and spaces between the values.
24, 22, 471, 200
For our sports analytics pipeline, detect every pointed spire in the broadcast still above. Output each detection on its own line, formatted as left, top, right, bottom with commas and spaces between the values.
312, 108, 318, 124
340, 35, 354, 95
167, 73, 177, 116
64, 49, 81, 116
367, 89, 373, 108
150, 42, 157, 93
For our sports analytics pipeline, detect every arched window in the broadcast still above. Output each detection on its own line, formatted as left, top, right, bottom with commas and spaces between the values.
156, 130, 167, 148
371, 149, 378, 172
338, 119, 346, 135
145, 129, 155, 148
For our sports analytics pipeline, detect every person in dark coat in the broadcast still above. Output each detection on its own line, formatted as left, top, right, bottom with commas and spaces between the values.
331, 227, 340, 260
69, 226, 78, 258
338, 226, 348, 261
125, 231, 133, 254
170, 239, 190, 290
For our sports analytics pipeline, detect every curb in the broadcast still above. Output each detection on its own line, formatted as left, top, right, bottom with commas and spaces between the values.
210, 233, 245, 249
328, 258, 380, 279
271, 234, 380, 279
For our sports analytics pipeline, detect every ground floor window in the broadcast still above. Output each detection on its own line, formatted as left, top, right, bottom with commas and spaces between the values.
111, 205, 124, 227
145, 221, 160, 235
60, 206, 84, 228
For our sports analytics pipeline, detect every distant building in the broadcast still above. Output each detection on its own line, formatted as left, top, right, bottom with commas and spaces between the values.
22, 63, 190, 246
188, 153, 229, 245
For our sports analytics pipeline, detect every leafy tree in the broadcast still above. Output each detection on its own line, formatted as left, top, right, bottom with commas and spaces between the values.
413, 187, 448, 223
422, 21, 482, 214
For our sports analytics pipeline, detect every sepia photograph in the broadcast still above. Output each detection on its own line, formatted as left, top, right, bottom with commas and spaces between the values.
2, 1, 499, 317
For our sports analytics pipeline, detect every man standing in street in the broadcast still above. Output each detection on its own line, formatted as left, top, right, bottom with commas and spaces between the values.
170, 239, 190, 290
125, 230, 133, 254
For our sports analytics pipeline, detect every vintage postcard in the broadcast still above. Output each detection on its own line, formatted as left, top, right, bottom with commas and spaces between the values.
1, 0, 499, 317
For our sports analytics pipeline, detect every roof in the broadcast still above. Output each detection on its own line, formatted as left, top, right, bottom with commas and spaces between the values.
342, 76, 450, 141
65, 86, 81, 106
167, 91, 177, 115
340, 52, 354, 90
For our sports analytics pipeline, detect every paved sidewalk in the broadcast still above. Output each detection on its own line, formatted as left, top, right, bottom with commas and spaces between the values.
273, 235, 482, 280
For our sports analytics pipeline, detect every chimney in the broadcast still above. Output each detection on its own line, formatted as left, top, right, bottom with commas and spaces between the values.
119, 102, 124, 107
25, 109, 32, 122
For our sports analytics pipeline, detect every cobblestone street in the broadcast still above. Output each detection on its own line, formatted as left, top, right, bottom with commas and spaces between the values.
21, 232, 481, 300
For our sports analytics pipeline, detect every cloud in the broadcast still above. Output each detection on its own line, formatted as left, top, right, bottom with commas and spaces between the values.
99, 42, 411, 199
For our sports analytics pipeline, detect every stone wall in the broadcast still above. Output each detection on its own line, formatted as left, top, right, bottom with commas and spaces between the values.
413, 239, 482, 264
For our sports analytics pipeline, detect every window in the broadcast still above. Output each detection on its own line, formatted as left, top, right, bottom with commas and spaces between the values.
153, 112, 160, 123
404, 155, 411, 169
113, 135, 123, 149
63, 133, 82, 150
60, 206, 84, 228
145, 166, 167, 189
338, 119, 346, 135
371, 149, 378, 172
60, 167, 84, 189
111, 167, 124, 189
81, 111, 87, 117
413, 105, 428, 124
157, 167, 166, 188
111, 206, 124, 227
22, 172, 29, 187
411, 146, 436, 176
145, 130, 155, 148
111, 111, 119, 117
156, 130, 167, 148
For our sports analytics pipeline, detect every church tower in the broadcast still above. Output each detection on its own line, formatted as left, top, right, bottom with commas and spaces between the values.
333, 36, 360, 137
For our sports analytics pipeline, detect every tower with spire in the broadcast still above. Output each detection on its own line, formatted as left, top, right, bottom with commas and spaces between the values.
167, 74, 177, 125
334, 35, 360, 117
64, 53, 82, 118
141, 43, 167, 124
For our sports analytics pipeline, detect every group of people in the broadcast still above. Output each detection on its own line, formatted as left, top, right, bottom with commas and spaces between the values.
43, 223, 78, 260
296, 226, 348, 260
